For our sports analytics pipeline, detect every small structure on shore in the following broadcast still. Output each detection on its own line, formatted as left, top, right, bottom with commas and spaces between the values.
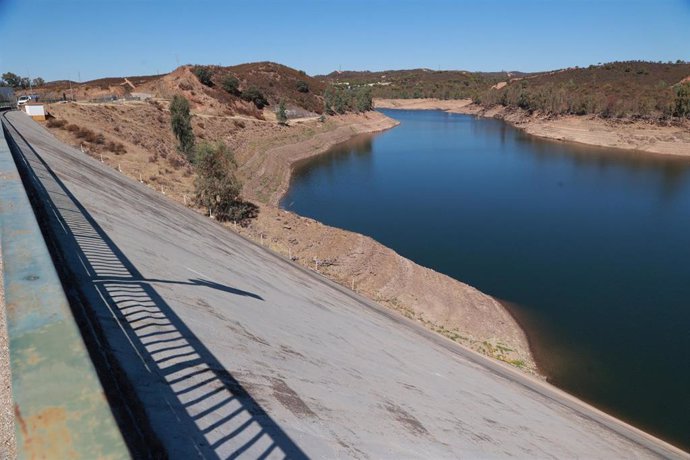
23, 103, 46, 121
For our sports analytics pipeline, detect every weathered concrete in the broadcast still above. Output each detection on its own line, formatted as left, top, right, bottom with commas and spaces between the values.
4, 110, 687, 459
1, 119, 128, 459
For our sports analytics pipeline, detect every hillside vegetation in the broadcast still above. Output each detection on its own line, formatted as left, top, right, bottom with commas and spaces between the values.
322, 69, 519, 100
475, 61, 690, 120
326, 62, 690, 121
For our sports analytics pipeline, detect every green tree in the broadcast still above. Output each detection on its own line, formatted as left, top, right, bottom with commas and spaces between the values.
241, 86, 269, 109
193, 66, 213, 87
222, 75, 240, 95
673, 83, 690, 118
323, 87, 335, 115
1, 72, 21, 88
32, 77, 45, 87
354, 87, 373, 112
276, 100, 288, 125
170, 95, 195, 160
194, 142, 242, 220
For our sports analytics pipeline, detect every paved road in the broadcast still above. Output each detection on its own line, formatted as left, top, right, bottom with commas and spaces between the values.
3, 111, 687, 459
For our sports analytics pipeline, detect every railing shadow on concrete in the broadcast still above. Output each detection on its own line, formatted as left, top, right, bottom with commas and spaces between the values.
3, 116, 307, 459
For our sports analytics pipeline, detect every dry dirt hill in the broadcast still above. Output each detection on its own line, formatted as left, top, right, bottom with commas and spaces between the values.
26, 62, 325, 119
138, 62, 325, 118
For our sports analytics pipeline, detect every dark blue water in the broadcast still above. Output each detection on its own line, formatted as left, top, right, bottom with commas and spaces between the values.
282, 109, 690, 449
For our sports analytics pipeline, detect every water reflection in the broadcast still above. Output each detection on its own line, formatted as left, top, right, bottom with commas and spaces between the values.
293, 134, 374, 173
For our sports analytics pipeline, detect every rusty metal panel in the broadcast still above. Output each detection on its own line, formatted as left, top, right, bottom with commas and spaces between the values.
0, 122, 129, 459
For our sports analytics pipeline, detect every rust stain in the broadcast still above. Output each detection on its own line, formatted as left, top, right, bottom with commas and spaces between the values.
25, 348, 44, 366
5, 302, 17, 315
14, 404, 77, 459
14, 404, 28, 438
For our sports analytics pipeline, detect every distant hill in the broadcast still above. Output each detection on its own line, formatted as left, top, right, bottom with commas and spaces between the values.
221, 62, 325, 113
320, 69, 533, 100
29, 60, 690, 121
475, 61, 690, 119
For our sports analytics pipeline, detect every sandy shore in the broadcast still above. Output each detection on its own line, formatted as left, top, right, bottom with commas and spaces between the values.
376, 98, 690, 157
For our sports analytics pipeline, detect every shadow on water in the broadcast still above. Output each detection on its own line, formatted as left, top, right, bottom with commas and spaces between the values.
4, 118, 306, 459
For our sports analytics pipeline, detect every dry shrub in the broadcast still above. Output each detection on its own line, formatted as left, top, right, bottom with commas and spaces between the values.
233, 119, 245, 129
47, 118, 67, 128
148, 99, 163, 111
106, 141, 126, 155
66, 124, 80, 133
75, 127, 94, 140
168, 154, 187, 168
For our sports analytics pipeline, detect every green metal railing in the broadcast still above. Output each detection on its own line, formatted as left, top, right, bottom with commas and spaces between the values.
0, 120, 129, 459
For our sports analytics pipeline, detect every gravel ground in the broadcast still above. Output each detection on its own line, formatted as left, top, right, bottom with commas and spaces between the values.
0, 244, 16, 459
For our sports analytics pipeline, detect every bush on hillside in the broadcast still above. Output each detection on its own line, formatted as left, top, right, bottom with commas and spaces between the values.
193, 66, 213, 87
673, 83, 690, 118
296, 80, 309, 93
194, 142, 249, 222
241, 86, 269, 109
276, 100, 288, 125
222, 75, 240, 95
170, 95, 195, 160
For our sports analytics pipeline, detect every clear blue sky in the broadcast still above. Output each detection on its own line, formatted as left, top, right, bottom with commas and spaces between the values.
1, 0, 689, 82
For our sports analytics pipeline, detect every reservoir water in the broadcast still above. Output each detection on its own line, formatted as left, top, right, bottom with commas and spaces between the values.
282, 109, 690, 449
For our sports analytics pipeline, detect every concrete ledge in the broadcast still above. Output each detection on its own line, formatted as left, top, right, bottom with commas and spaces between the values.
0, 117, 128, 459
